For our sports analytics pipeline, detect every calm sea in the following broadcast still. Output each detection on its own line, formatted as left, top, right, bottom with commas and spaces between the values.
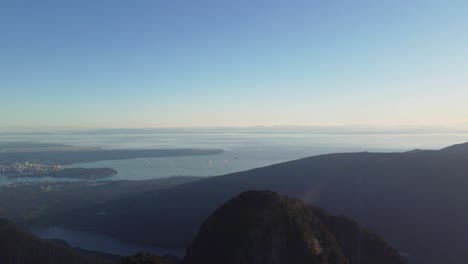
3, 129, 467, 255
1, 130, 468, 184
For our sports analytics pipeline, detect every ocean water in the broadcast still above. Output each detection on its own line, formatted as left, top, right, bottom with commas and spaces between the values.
2, 130, 468, 184
5, 129, 468, 256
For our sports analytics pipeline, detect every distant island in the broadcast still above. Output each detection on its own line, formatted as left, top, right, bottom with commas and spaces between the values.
0, 142, 223, 181
0, 147, 224, 165
7, 168, 118, 180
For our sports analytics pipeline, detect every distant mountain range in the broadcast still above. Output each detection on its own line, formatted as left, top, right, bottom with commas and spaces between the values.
32, 142, 468, 264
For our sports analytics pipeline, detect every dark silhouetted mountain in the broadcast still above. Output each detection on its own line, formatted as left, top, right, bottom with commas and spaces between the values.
440, 142, 468, 153
30, 143, 468, 264
184, 191, 406, 264
0, 218, 115, 264
121, 252, 179, 264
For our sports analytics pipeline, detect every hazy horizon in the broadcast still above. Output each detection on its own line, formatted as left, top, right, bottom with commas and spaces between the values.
3, 124, 468, 133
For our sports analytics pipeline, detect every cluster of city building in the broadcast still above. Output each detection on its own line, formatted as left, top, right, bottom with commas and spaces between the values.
0, 162, 62, 176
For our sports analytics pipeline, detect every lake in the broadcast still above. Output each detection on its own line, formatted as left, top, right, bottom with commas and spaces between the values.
32, 226, 185, 257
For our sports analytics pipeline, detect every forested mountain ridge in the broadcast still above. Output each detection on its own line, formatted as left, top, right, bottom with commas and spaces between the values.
0, 218, 115, 264
23, 143, 468, 264
0, 190, 407, 264
184, 191, 406, 264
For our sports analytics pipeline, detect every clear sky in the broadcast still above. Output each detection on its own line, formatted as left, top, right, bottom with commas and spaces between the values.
1, 0, 468, 128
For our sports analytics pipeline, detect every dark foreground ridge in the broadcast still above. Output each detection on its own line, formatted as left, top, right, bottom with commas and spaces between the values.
0, 191, 403, 264
0, 218, 115, 264
184, 190, 406, 264
0, 191, 405, 264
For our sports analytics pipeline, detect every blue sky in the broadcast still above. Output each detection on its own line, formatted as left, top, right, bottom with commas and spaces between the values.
1, 0, 468, 128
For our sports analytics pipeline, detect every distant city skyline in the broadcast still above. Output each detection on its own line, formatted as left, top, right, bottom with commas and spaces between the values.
1, 1, 468, 128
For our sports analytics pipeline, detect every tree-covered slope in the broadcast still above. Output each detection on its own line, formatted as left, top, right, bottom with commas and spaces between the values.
0, 218, 115, 264
184, 191, 406, 264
